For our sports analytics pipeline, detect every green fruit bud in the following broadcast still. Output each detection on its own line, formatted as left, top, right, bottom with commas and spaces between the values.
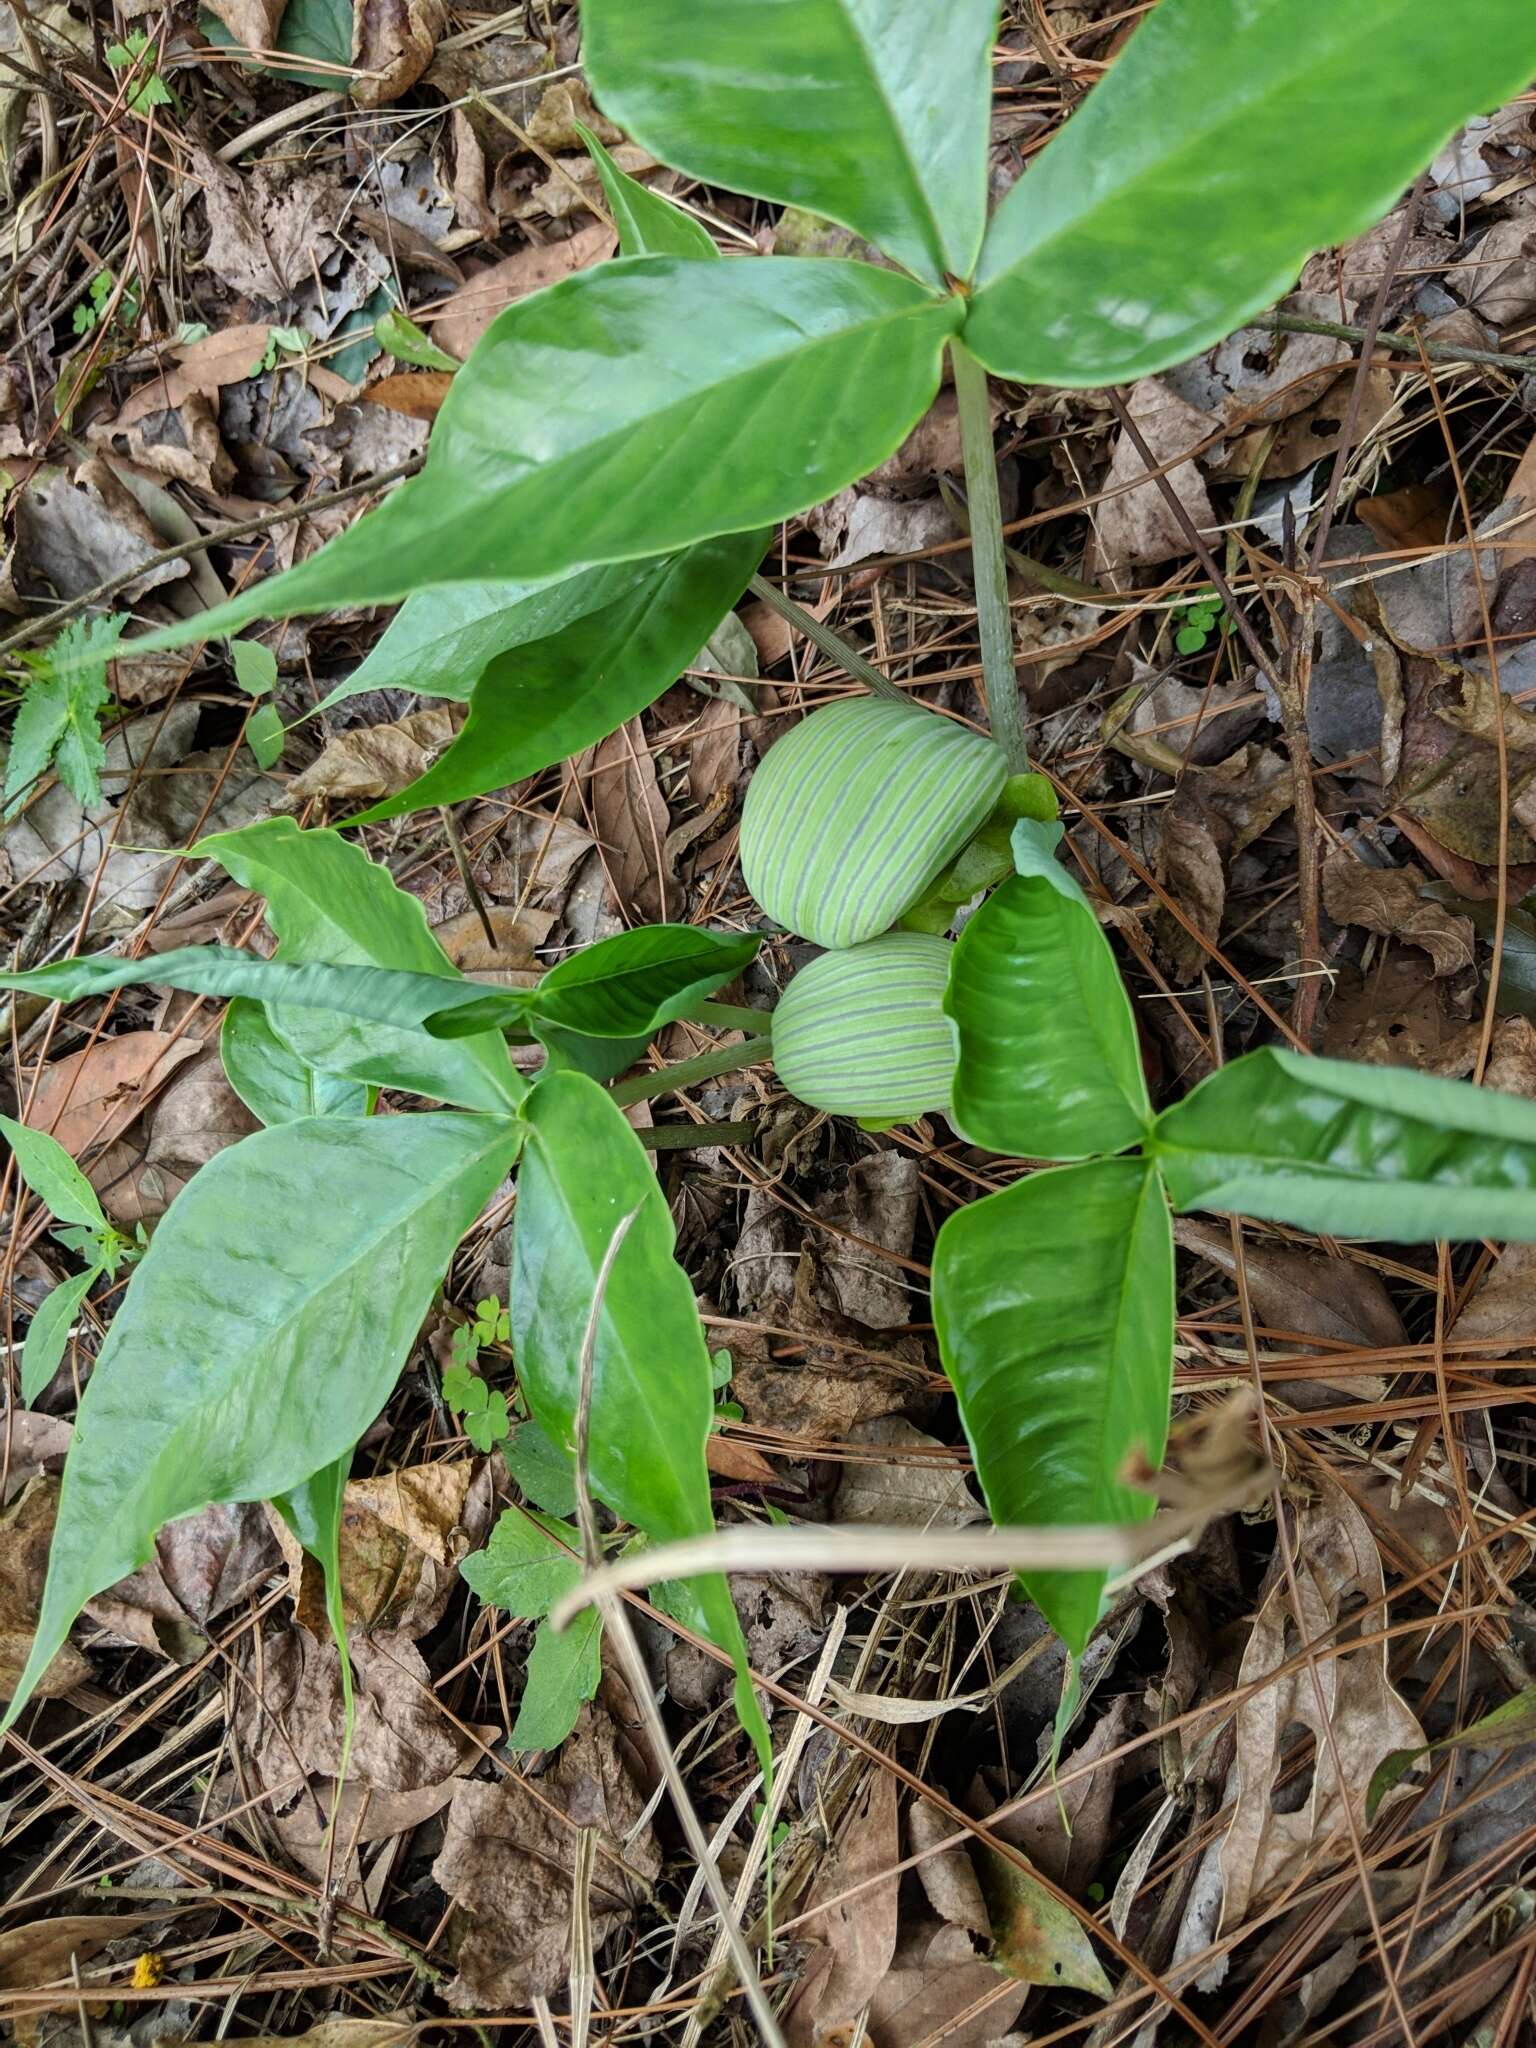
772, 933, 956, 1124
741, 697, 1007, 948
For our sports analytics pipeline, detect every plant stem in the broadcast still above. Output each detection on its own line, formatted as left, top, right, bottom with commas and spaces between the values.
951, 340, 1028, 772
1259, 310, 1534, 379
610, 1034, 772, 1107
639, 1120, 755, 1150
746, 573, 909, 705
693, 999, 773, 1034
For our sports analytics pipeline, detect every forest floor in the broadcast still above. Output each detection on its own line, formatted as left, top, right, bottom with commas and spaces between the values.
5, 3, 1536, 2044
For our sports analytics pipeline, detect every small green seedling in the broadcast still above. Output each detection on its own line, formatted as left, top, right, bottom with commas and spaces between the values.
443, 1293, 513, 1450
3, 614, 122, 817
1172, 589, 1230, 656
71, 268, 142, 338
249, 325, 310, 378
105, 31, 174, 115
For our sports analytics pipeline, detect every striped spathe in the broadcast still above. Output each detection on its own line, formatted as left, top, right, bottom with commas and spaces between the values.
741, 697, 1006, 948
773, 932, 957, 1124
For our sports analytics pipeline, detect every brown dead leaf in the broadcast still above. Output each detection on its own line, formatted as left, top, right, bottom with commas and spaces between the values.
362, 369, 453, 420
429, 222, 617, 359
87, 1500, 280, 1663
527, 77, 622, 150
1355, 483, 1457, 554
433, 903, 552, 978
218, 2027, 413, 2048
195, 152, 343, 302
1451, 1239, 1536, 1349
1321, 851, 1476, 977
88, 1050, 261, 1227
786, 1769, 900, 2046
28, 1031, 202, 1160
516, 145, 654, 222
1095, 377, 1219, 574
738, 600, 796, 669
1392, 657, 1536, 867
1488, 1013, 1536, 1099
866, 1920, 1029, 2048
433, 1704, 661, 2010
0, 1913, 156, 1993
587, 716, 678, 921
0, 1477, 91, 1701
909, 1798, 989, 1939
0, 1413, 72, 1506
985, 1698, 1132, 1898
1175, 1217, 1404, 1353
1219, 1476, 1423, 1927
687, 695, 743, 806
269, 1458, 493, 1637
288, 705, 461, 804
352, 0, 446, 106
112, 326, 276, 430
834, 1417, 981, 1529
1155, 809, 1226, 978
1448, 218, 1536, 328
704, 1429, 777, 1483
11, 469, 188, 607
201, 0, 287, 52
1322, 953, 1480, 1076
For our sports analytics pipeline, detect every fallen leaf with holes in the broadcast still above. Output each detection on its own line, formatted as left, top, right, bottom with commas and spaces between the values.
288, 705, 461, 804
28, 1031, 202, 1162
351, 0, 446, 104
786, 1768, 901, 2047
1322, 852, 1476, 978
834, 1415, 981, 1528
269, 1458, 493, 1638
429, 222, 618, 359
1094, 377, 1219, 574
1322, 954, 1480, 1077
433, 1704, 661, 2010
195, 152, 344, 302
1219, 1477, 1423, 1928
979, 1845, 1112, 1997
867, 1919, 1029, 2047
0, 1913, 157, 1993
87, 1500, 280, 1664
0, 1477, 91, 1701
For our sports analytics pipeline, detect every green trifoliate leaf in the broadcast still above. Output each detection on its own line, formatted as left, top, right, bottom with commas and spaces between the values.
945, 837, 1148, 1160
583, 0, 996, 284
965, 0, 1536, 387
932, 1156, 1174, 1653
576, 121, 717, 260
114, 258, 961, 646
742, 697, 1006, 949
773, 933, 956, 1125
2, 1110, 523, 1729
1152, 1047, 1536, 1242
0, 1113, 109, 1232
196, 818, 523, 1110
21, 1268, 97, 1406
346, 531, 771, 825
512, 1069, 768, 1773
220, 997, 371, 1125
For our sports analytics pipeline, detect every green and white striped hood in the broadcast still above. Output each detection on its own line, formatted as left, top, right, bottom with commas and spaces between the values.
741, 697, 1007, 948
772, 932, 957, 1124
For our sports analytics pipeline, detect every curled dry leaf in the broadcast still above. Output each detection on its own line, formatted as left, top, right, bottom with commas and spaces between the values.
88, 1499, 280, 1664
984, 1695, 1133, 1898
1321, 851, 1476, 978
288, 705, 462, 804
1219, 1477, 1423, 1929
0, 1477, 91, 1702
909, 1797, 990, 1939
352, 0, 448, 107
432, 1704, 661, 2011
269, 1457, 494, 1637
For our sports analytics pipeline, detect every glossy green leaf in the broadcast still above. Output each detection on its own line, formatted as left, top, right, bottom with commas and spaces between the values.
347, 531, 770, 825
932, 1156, 1174, 1651
945, 822, 1148, 1159
197, 818, 523, 1111
965, 0, 1536, 386
21, 1268, 96, 1406
120, 259, 961, 646
434, 926, 760, 1051
577, 121, 717, 261
462, 1506, 583, 1618
220, 997, 370, 1125
583, 0, 995, 283
741, 697, 1006, 948
1, 1111, 522, 1726
772, 932, 956, 1124
0, 1112, 108, 1232
514, 1609, 603, 1750
512, 1070, 767, 1769
1153, 1047, 1536, 1242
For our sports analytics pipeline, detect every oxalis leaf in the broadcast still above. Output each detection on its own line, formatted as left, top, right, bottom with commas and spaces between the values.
931, 1156, 1174, 1652
582, 0, 996, 284
945, 820, 1149, 1159
345, 530, 771, 825
965, 0, 1536, 386
117, 258, 960, 647
1, 1111, 522, 1727
1151, 1047, 1536, 1243
511, 1070, 769, 1772
197, 818, 523, 1110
